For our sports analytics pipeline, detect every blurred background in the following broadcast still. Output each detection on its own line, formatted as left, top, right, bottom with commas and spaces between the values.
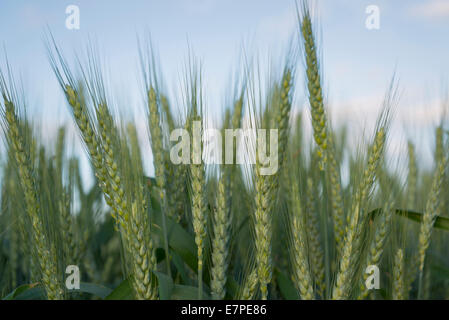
0, 0, 448, 182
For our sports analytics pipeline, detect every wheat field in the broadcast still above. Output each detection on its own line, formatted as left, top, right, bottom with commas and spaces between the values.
0, 4, 448, 300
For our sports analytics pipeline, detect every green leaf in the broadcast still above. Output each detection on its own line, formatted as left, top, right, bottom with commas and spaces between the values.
76, 282, 112, 299
171, 251, 191, 285
152, 204, 197, 271
104, 274, 210, 300
154, 271, 174, 300
105, 277, 135, 300
170, 284, 210, 300
5, 284, 46, 300
225, 278, 240, 299
2, 283, 41, 300
369, 208, 449, 231
274, 268, 299, 300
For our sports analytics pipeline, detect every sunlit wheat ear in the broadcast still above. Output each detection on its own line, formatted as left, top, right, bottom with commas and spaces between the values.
47, 40, 130, 228
95, 102, 130, 227
299, 5, 345, 259
64, 85, 123, 226
211, 170, 231, 300
290, 179, 315, 300
92, 82, 159, 299
392, 248, 405, 300
299, 6, 328, 169
1, 88, 63, 299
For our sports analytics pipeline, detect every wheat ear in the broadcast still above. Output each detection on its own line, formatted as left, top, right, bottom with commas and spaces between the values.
333, 128, 386, 299
2, 97, 63, 299
211, 170, 231, 300
392, 249, 405, 300
291, 179, 315, 300
305, 178, 325, 298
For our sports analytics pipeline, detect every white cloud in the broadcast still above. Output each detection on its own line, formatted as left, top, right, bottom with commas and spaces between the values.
409, 0, 449, 19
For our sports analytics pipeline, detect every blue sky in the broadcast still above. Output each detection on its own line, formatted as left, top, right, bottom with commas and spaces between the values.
0, 0, 448, 177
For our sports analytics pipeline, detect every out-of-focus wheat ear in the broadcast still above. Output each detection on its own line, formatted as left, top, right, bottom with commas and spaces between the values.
147, 87, 171, 276
421, 263, 432, 300
161, 93, 176, 133
333, 127, 386, 300
231, 94, 244, 130
9, 213, 19, 289
327, 136, 345, 254
59, 187, 77, 264
435, 126, 444, 164
305, 177, 325, 298
392, 248, 405, 300
416, 155, 447, 297
3, 165, 20, 288
1, 92, 63, 299
299, 6, 328, 169
358, 201, 393, 299
435, 126, 445, 216
171, 160, 187, 223
127, 123, 144, 176
407, 142, 417, 209
211, 169, 231, 300
290, 179, 315, 300
164, 152, 181, 222
55, 127, 65, 177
